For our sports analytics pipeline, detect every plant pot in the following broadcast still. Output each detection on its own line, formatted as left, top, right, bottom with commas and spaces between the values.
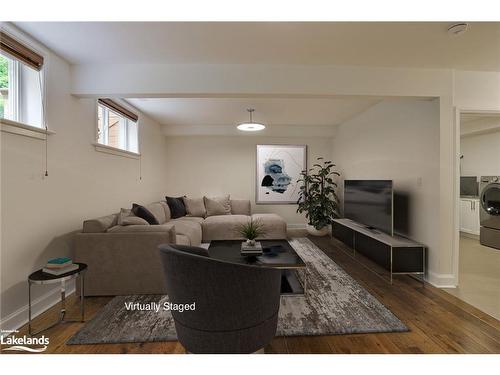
245, 239, 256, 246
306, 225, 329, 237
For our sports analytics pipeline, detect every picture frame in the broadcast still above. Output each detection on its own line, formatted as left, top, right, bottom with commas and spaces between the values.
256, 144, 307, 204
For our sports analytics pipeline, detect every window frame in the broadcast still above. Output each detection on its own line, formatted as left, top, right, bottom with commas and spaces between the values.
0, 26, 50, 139
94, 99, 141, 158
1, 53, 21, 122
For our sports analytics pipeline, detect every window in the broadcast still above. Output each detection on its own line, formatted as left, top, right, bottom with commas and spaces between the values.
97, 99, 139, 153
0, 31, 44, 128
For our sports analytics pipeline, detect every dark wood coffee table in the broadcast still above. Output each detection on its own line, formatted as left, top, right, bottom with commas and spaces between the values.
208, 240, 307, 296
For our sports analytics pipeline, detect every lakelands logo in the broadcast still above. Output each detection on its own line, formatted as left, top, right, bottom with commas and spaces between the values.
1, 330, 49, 353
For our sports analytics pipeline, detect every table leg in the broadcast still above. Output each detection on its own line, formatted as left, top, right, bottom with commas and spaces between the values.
29, 276, 85, 336
390, 247, 393, 284
60, 279, 66, 321
80, 274, 85, 322
28, 281, 33, 336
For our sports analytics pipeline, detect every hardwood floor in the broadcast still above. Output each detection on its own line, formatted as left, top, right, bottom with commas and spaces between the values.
4, 236, 500, 354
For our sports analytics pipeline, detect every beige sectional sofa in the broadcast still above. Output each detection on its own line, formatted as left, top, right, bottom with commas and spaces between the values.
75, 199, 287, 296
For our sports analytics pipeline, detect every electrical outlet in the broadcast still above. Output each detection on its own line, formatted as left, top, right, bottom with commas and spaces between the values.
417, 177, 423, 187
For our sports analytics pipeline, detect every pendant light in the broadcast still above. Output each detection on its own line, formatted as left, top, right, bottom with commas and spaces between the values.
237, 108, 266, 131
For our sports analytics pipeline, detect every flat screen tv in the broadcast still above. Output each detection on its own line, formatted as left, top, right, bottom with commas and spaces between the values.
344, 180, 393, 235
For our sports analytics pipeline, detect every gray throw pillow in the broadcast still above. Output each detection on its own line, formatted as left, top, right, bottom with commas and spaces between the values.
183, 197, 207, 218
122, 216, 149, 226
117, 208, 149, 226
204, 195, 231, 217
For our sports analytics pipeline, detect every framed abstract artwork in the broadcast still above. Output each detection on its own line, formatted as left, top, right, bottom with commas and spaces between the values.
256, 144, 307, 204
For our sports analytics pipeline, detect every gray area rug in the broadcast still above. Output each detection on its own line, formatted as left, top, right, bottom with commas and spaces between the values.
67, 238, 407, 345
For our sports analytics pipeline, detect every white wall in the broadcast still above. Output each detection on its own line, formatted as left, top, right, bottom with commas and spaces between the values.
461, 130, 500, 177
0, 40, 168, 329
454, 70, 500, 110
331, 100, 441, 280
162, 135, 333, 226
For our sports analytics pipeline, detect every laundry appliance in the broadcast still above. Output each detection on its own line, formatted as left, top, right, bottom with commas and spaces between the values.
479, 176, 500, 250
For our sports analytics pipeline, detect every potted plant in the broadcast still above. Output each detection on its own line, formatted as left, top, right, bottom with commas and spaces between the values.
236, 219, 266, 246
297, 157, 340, 236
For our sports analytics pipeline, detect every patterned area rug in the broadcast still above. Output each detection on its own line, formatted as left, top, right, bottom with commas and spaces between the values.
67, 238, 407, 345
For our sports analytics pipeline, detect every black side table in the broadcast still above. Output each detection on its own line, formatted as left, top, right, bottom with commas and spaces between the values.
28, 262, 87, 336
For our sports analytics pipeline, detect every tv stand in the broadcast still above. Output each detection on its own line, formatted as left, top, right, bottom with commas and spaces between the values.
332, 218, 425, 284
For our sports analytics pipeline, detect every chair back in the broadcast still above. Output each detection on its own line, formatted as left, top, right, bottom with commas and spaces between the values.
158, 244, 282, 353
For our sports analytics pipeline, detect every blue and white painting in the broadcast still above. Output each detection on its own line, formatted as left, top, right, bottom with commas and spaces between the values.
256, 145, 307, 204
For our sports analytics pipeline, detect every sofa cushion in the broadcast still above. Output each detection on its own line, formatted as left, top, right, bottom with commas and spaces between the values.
176, 234, 191, 246
82, 214, 118, 233
107, 223, 174, 233
172, 217, 205, 225
117, 208, 149, 226
160, 201, 171, 222
204, 195, 231, 217
230, 200, 251, 216
122, 216, 150, 226
172, 220, 202, 246
145, 202, 168, 224
183, 197, 206, 218
132, 203, 160, 225
202, 215, 251, 242
166, 196, 186, 219
251, 213, 287, 240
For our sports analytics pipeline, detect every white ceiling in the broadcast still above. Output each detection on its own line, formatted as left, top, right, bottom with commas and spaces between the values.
126, 97, 382, 127
16, 22, 500, 71
460, 113, 500, 136
461, 113, 500, 123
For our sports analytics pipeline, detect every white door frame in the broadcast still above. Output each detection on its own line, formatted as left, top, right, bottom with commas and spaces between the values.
453, 108, 500, 286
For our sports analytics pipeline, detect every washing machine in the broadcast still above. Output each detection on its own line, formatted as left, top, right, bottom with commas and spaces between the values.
479, 176, 500, 250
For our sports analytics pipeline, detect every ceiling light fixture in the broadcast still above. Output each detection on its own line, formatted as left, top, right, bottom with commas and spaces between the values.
237, 108, 266, 131
447, 23, 469, 37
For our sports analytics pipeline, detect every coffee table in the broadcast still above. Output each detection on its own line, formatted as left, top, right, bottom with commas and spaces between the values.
208, 240, 307, 296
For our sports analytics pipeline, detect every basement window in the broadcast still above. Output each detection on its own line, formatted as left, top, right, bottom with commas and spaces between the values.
96, 99, 139, 154
0, 33, 44, 129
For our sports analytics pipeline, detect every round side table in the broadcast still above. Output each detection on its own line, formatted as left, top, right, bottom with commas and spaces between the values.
28, 262, 87, 336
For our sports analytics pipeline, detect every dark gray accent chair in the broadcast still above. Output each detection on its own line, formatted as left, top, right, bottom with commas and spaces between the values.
158, 244, 282, 354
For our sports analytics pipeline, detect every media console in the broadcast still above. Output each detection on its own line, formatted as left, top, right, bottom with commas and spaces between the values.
332, 218, 425, 284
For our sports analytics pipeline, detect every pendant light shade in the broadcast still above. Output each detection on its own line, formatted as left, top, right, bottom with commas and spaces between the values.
237, 109, 266, 131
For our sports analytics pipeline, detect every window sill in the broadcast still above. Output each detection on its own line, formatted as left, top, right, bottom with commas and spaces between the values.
0, 118, 55, 140
92, 143, 141, 159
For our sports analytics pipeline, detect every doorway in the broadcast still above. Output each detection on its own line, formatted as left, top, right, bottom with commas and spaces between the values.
445, 111, 500, 320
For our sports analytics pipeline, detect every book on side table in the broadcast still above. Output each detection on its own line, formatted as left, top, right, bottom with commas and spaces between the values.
43, 257, 78, 275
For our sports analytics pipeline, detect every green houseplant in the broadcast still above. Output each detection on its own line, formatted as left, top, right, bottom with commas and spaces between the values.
236, 219, 266, 246
296, 157, 340, 236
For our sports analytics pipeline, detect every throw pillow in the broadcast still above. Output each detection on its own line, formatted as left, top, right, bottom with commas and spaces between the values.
166, 196, 186, 219
117, 208, 149, 226
204, 195, 231, 217
182, 197, 207, 218
132, 203, 160, 225
122, 216, 150, 226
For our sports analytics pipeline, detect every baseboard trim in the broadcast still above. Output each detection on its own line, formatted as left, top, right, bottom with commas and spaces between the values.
287, 224, 307, 230
0, 281, 75, 336
426, 271, 457, 288
459, 231, 480, 240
